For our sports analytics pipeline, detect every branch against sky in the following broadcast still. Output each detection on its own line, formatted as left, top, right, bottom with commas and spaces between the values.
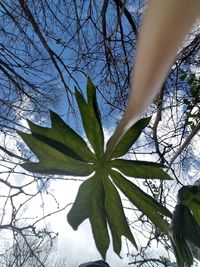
0, 1, 200, 266
106, 0, 200, 157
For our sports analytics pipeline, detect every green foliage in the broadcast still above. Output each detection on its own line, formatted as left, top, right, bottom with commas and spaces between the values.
182, 72, 200, 131
18, 78, 172, 259
171, 185, 200, 267
110, 117, 151, 158
178, 186, 200, 226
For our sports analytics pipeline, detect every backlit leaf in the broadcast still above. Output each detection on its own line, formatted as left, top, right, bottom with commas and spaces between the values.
18, 132, 93, 176
109, 117, 151, 159
17, 78, 174, 260
110, 159, 171, 180
102, 173, 137, 255
75, 87, 104, 158
110, 169, 171, 234
87, 79, 102, 129
67, 175, 109, 259
28, 110, 95, 162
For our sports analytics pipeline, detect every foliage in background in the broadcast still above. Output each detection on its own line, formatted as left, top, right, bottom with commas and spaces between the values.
171, 185, 200, 267
182, 72, 200, 131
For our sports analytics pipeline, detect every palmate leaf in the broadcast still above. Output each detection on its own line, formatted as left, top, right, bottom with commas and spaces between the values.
18, 78, 172, 260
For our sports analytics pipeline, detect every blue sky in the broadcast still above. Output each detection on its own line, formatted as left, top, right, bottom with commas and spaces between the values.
1, 1, 200, 266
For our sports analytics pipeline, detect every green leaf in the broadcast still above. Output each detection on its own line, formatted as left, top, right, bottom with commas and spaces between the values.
75, 84, 104, 158
171, 235, 193, 267
109, 117, 151, 159
102, 173, 137, 255
109, 159, 172, 180
178, 186, 200, 226
16, 78, 176, 261
188, 73, 195, 85
67, 175, 109, 259
181, 205, 200, 248
87, 79, 102, 128
170, 237, 185, 267
27, 110, 95, 162
183, 98, 190, 105
171, 204, 194, 267
180, 72, 187, 81
110, 170, 171, 234
18, 132, 93, 176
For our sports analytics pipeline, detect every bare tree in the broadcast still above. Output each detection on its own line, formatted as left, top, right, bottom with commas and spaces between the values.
0, 229, 56, 267
0, 1, 200, 266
